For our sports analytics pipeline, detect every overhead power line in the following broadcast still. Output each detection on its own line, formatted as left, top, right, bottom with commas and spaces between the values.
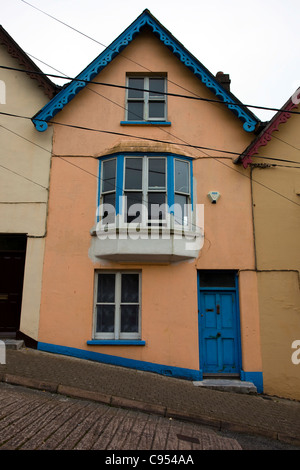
18, 1, 300, 118
1, 111, 300, 208
3, 3, 300, 208
1, 64, 300, 116
1, 109, 300, 164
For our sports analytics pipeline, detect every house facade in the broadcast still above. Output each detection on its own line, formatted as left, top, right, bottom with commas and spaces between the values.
236, 91, 300, 400
0, 26, 58, 344
33, 10, 263, 391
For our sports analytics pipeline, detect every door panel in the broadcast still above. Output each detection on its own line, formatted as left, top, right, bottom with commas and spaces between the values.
199, 290, 240, 374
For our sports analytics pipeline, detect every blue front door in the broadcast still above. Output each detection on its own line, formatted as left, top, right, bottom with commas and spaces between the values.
199, 289, 240, 374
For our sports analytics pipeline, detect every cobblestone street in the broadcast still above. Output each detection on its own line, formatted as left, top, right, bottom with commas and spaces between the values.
0, 383, 241, 451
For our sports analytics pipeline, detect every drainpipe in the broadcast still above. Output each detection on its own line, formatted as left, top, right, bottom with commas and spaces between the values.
250, 166, 257, 271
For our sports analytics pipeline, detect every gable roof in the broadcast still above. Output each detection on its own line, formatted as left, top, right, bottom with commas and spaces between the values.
0, 25, 59, 99
235, 90, 299, 168
32, 9, 259, 133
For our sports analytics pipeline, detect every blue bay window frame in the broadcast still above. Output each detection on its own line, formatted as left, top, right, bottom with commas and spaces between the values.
97, 152, 194, 227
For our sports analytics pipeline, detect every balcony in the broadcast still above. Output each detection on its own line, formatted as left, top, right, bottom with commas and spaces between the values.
90, 213, 203, 263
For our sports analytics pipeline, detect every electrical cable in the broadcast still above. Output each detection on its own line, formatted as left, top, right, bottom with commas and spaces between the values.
8, 57, 300, 169
3, 4, 300, 208
1, 112, 300, 208
18, 1, 300, 117
0, 109, 296, 160
1, 64, 300, 117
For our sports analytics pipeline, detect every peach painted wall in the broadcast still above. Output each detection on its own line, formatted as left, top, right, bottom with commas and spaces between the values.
0, 44, 53, 340
249, 106, 300, 399
38, 29, 261, 373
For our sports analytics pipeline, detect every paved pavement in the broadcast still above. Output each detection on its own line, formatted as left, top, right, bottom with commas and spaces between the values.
0, 347, 300, 448
0, 383, 242, 451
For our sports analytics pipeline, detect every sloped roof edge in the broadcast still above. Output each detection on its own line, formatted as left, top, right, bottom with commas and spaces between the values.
32, 9, 259, 132
235, 90, 299, 168
0, 25, 60, 99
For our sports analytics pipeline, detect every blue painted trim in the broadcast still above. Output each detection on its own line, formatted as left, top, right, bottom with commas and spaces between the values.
32, 10, 258, 133
37, 342, 202, 381
198, 286, 236, 291
97, 159, 101, 223
116, 155, 124, 215
87, 340, 145, 346
241, 371, 263, 394
98, 152, 193, 219
234, 272, 243, 376
120, 121, 171, 126
167, 155, 174, 213
190, 159, 193, 210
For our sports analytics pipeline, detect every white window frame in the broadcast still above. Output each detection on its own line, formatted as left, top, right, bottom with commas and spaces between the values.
174, 158, 191, 227
126, 76, 167, 122
99, 157, 117, 226
123, 155, 167, 225
93, 271, 141, 340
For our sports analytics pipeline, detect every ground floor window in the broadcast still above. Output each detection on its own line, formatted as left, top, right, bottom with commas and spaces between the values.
93, 271, 141, 340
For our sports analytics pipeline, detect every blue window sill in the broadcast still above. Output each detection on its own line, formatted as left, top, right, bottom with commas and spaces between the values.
87, 340, 146, 346
120, 121, 171, 126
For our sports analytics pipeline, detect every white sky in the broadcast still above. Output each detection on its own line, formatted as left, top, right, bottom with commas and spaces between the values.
1, 0, 299, 122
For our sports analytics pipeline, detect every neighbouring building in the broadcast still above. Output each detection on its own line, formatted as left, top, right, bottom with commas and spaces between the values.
0, 26, 58, 344
235, 90, 300, 400
32, 10, 264, 391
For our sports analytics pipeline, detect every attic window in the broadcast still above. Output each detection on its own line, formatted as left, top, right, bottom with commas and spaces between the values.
125, 76, 167, 122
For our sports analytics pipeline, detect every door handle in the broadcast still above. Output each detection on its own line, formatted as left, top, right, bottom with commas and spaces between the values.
209, 333, 221, 339
216, 304, 220, 314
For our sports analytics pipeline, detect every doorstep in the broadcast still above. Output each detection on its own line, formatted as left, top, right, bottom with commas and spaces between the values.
193, 379, 257, 394
1, 339, 24, 350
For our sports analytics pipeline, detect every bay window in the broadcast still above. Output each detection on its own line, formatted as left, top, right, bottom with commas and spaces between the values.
99, 154, 193, 227
98, 153, 192, 228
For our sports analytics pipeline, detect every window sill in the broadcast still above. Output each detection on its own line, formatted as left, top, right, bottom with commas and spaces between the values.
120, 121, 171, 126
87, 340, 146, 346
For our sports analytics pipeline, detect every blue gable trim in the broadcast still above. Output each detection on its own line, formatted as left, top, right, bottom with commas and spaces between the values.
32, 9, 258, 133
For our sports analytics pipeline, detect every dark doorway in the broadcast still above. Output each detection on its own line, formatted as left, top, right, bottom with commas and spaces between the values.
0, 235, 27, 335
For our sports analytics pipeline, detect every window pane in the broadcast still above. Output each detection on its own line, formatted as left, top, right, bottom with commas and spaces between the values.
174, 194, 188, 225
148, 158, 165, 189
127, 101, 144, 121
199, 270, 236, 288
102, 193, 116, 224
97, 274, 115, 302
148, 193, 166, 220
149, 78, 165, 97
121, 274, 139, 302
121, 305, 139, 333
125, 192, 143, 223
175, 160, 189, 193
102, 159, 116, 193
148, 101, 165, 119
96, 305, 115, 333
125, 158, 143, 190
128, 78, 144, 98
